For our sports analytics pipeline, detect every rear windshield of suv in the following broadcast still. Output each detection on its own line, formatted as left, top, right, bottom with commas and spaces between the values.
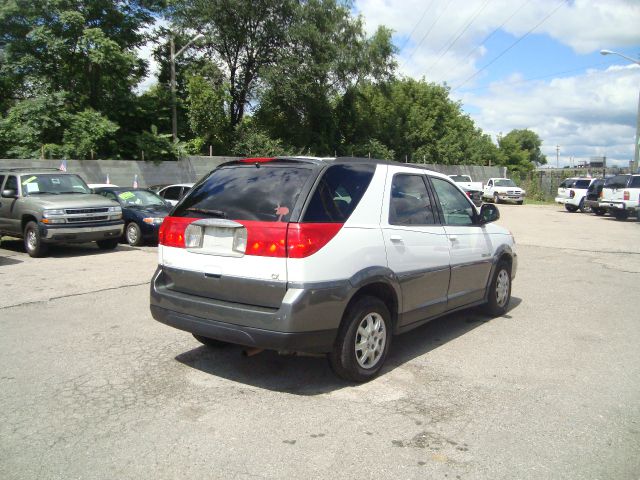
605, 175, 630, 189
630, 176, 640, 188
173, 165, 312, 222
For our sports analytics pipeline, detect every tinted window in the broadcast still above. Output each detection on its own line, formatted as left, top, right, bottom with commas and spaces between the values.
0, 175, 5, 189
304, 164, 375, 223
605, 175, 630, 189
389, 174, 436, 225
5, 175, 18, 192
430, 177, 475, 226
630, 176, 640, 188
99, 191, 118, 201
162, 186, 182, 201
559, 179, 573, 188
574, 180, 591, 189
174, 165, 312, 222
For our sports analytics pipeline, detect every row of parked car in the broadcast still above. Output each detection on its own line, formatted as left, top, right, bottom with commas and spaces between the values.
0, 166, 195, 257
554, 174, 640, 221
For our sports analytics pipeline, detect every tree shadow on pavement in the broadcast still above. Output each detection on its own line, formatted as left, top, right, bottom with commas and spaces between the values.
175, 297, 523, 396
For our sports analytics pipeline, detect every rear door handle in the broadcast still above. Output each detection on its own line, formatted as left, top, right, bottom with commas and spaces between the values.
390, 235, 403, 242
448, 236, 458, 242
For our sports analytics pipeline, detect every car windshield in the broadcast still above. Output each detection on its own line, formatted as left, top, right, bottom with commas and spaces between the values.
495, 179, 516, 187
117, 190, 166, 207
450, 175, 471, 182
20, 173, 90, 195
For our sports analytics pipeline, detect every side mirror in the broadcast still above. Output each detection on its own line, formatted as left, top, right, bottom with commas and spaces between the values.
479, 203, 500, 225
2, 189, 17, 198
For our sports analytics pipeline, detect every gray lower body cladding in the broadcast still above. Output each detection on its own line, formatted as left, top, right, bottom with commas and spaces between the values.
40, 221, 124, 243
150, 267, 347, 352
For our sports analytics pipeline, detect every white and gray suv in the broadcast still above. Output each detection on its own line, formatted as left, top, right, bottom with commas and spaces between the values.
150, 157, 517, 382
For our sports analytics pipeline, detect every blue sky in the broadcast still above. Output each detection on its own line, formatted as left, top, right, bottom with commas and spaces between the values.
356, 0, 640, 167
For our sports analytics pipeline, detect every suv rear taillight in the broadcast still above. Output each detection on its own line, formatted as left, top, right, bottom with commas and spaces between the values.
569, 189, 575, 198
158, 217, 198, 248
286, 223, 343, 258
599, 190, 603, 199
241, 221, 343, 258
623, 190, 630, 201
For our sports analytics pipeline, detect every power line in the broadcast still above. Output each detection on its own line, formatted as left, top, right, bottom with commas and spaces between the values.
459, 0, 533, 65
425, 0, 491, 75
400, 0, 455, 69
453, 0, 569, 90
397, 0, 436, 53
458, 61, 611, 93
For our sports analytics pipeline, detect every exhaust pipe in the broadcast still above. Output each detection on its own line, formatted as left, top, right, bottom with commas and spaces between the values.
242, 347, 264, 357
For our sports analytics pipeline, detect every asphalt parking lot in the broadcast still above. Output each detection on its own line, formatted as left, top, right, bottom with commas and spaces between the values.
1, 204, 639, 480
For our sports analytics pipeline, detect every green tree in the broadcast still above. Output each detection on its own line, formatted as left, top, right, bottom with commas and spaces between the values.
497, 134, 534, 175
185, 70, 229, 153
254, 0, 397, 154
62, 109, 119, 159
500, 129, 547, 166
170, 0, 297, 129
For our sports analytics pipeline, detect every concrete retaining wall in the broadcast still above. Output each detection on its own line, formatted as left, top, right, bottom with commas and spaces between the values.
0, 157, 507, 187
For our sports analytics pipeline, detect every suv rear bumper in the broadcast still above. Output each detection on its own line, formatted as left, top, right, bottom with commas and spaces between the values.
598, 201, 637, 212
40, 221, 124, 243
150, 267, 344, 353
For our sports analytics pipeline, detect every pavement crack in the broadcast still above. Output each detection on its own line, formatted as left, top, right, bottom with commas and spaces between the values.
0, 282, 149, 310
519, 243, 640, 255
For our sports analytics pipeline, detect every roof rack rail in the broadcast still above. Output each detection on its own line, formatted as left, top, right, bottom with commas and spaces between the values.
3, 167, 62, 172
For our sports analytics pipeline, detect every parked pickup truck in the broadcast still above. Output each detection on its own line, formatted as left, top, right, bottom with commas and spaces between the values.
598, 174, 640, 220
448, 175, 483, 207
482, 178, 526, 204
0, 168, 124, 257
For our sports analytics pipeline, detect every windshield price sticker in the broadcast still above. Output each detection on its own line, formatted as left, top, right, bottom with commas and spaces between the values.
118, 192, 135, 200
22, 176, 37, 185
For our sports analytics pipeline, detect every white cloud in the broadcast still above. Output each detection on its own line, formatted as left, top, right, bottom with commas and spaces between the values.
460, 64, 639, 167
355, 0, 640, 83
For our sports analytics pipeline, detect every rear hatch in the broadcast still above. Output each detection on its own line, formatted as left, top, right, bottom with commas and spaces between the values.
157, 159, 318, 308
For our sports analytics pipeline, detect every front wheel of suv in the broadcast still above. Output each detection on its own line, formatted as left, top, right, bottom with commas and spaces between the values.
24, 221, 48, 257
483, 260, 512, 317
329, 296, 392, 383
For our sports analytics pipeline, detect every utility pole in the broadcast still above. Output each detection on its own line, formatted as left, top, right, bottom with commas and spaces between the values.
170, 33, 204, 143
556, 145, 560, 169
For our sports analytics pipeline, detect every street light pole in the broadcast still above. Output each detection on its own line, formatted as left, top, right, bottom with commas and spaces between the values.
600, 49, 640, 171
170, 33, 204, 143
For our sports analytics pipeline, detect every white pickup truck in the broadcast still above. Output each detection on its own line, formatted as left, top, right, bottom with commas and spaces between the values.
482, 178, 526, 204
448, 175, 483, 206
599, 174, 640, 220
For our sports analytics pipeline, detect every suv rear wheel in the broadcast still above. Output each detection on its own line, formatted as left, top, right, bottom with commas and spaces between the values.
578, 199, 591, 213
24, 221, 48, 257
565, 204, 578, 212
612, 210, 629, 221
329, 296, 391, 383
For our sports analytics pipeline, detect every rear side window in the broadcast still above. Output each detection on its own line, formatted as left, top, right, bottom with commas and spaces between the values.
0, 175, 5, 189
389, 174, 436, 225
630, 176, 640, 188
574, 180, 591, 189
5, 175, 18, 192
303, 164, 375, 223
162, 186, 182, 201
174, 165, 312, 222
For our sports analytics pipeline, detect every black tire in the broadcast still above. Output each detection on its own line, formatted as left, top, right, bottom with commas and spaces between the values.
23, 221, 48, 257
192, 334, 229, 348
564, 204, 578, 212
594, 208, 606, 216
516, 200, 524, 205
96, 238, 119, 250
329, 296, 392, 383
493, 193, 501, 204
125, 222, 143, 246
578, 199, 591, 213
483, 260, 512, 317
612, 210, 629, 221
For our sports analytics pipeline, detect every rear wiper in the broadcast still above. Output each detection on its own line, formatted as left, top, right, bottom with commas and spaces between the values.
186, 208, 227, 218
25, 191, 54, 195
